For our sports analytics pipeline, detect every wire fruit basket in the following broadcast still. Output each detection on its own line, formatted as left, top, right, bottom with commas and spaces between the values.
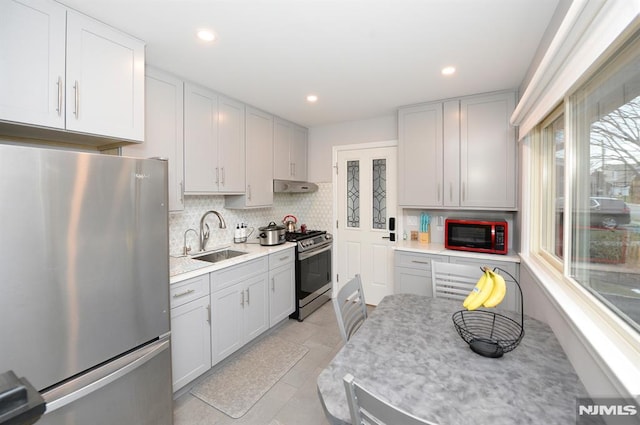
451, 267, 524, 358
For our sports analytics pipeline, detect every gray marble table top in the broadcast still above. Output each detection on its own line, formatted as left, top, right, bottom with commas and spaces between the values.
317, 294, 592, 425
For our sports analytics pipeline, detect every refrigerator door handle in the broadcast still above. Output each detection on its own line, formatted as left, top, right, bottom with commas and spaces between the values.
43, 337, 170, 414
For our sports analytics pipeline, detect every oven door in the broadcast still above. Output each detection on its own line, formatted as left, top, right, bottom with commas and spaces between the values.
297, 244, 332, 307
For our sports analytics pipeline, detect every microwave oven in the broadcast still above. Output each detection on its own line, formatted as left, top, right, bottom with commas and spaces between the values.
444, 219, 508, 255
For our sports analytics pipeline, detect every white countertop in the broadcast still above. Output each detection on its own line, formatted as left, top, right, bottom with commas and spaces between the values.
169, 242, 296, 284
394, 240, 520, 263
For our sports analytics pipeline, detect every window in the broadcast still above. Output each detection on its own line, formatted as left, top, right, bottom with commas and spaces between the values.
372, 159, 387, 229
540, 111, 565, 265
347, 160, 360, 228
534, 32, 640, 334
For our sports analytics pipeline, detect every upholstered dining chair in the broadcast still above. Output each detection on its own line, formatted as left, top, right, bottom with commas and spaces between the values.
343, 373, 438, 425
430, 261, 483, 302
333, 274, 368, 343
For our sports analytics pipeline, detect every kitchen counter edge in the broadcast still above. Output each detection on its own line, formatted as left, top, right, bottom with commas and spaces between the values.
170, 242, 296, 284
394, 240, 520, 263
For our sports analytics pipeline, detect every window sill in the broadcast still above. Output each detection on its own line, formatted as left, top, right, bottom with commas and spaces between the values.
520, 253, 640, 400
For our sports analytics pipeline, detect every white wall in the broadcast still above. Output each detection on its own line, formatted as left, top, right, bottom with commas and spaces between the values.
307, 114, 396, 182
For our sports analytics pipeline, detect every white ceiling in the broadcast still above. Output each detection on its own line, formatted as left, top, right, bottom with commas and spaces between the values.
59, 0, 560, 128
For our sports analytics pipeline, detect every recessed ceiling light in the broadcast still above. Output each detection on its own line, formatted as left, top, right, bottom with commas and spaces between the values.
306, 95, 318, 103
197, 30, 216, 42
441, 66, 456, 76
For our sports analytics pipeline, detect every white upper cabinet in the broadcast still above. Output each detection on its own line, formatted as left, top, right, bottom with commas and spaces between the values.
398, 102, 443, 206
398, 91, 517, 210
291, 124, 308, 180
184, 83, 219, 193
122, 68, 184, 211
0, 0, 66, 128
0, 0, 145, 142
184, 83, 245, 194
459, 92, 517, 208
65, 11, 144, 141
217, 96, 246, 193
273, 118, 308, 181
225, 107, 274, 208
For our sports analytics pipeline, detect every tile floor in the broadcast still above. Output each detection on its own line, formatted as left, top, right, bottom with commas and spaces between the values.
173, 301, 343, 425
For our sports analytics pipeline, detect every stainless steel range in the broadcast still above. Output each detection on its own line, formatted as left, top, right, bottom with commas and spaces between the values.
286, 230, 333, 321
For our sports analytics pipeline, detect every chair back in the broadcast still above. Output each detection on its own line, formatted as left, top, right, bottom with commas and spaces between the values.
431, 261, 483, 301
333, 274, 367, 343
343, 373, 438, 425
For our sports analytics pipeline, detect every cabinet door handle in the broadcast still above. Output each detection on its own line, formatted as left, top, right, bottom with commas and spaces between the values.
290, 163, 294, 177
245, 288, 250, 305
215, 167, 219, 184
247, 184, 251, 200
179, 181, 184, 205
240, 290, 244, 307
173, 289, 195, 298
271, 277, 275, 291
73, 80, 79, 118
449, 182, 453, 202
206, 304, 211, 324
437, 183, 441, 202
221, 167, 225, 185
56, 76, 63, 116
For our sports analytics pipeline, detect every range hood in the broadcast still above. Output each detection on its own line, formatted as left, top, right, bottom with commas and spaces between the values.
273, 179, 318, 193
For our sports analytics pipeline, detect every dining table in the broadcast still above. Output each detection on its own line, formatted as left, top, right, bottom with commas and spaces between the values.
316, 294, 597, 425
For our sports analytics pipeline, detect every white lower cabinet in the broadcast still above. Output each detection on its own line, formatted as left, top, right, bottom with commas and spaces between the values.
169, 274, 211, 393
394, 252, 445, 297
394, 250, 520, 312
268, 249, 295, 326
210, 257, 269, 365
170, 250, 294, 392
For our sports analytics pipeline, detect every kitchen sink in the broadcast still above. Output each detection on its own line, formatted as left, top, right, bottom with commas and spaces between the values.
192, 249, 247, 263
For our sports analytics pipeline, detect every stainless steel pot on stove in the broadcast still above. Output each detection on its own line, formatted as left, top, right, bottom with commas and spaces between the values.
258, 221, 286, 246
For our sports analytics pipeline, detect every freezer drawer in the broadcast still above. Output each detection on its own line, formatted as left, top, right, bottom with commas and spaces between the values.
40, 338, 172, 425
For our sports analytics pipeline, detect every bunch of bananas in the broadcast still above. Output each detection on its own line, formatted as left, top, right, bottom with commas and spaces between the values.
463, 267, 507, 310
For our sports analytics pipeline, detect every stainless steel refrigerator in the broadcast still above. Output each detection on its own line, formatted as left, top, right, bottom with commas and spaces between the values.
0, 144, 172, 424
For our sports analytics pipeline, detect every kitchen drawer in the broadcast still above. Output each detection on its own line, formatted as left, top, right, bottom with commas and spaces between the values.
170, 274, 210, 309
394, 251, 445, 271
211, 256, 268, 292
269, 248, 294, 269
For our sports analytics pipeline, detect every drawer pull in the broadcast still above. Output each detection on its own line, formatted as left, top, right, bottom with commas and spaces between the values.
279, 256, 289, 261
411, 260, 430, 265
173, 289, 195, 298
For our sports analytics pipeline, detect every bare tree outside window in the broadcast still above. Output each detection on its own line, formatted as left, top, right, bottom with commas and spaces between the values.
569, 53, 640, 332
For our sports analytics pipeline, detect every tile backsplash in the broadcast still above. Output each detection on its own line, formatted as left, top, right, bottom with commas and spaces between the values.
169, 182, 333, 256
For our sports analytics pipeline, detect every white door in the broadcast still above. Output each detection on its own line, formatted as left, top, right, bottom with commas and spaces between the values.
336, 145, 397, 305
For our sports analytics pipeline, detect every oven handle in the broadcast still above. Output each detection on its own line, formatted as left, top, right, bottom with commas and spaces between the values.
298, 244, 332, 261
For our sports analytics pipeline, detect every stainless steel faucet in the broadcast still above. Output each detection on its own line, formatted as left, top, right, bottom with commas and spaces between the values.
183, 228, 199, 255
199, 210, 227, 251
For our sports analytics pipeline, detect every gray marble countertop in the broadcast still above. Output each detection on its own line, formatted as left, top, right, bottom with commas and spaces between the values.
317, 294, 593, 425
